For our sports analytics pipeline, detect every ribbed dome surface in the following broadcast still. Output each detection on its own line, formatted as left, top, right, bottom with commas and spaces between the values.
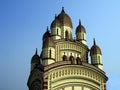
57, 7, 73, 28
51, 15, 61, 28
90, 39, 102, 55
31, 50, 40, 63
43, 36, 55, 48
43, 28, 51, 40
76, 21, 86, 34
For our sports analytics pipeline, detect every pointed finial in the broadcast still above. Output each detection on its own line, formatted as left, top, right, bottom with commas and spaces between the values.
35, 48, 37, 55
79, 19, 81, 26
55, 14, 57, 19
61, 7, 65, 13
46, 26, 49, 32
55, 14, 57, 18
93, 38, 96, 45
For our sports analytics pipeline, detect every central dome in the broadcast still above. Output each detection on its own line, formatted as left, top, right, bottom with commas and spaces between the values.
57, 7, 73, 28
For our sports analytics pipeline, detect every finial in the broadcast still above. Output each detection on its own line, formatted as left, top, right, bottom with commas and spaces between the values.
61, 7, 65, 13
79, 19, 81, 26
93, 38, 96, 45
46, 26, 49, 32
54, 14, 57, 19
35, 48, 37, 55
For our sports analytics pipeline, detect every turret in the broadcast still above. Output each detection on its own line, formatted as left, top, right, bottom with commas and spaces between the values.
57, 7, 73, 40
42, 27, 55, 66
31, 48, 40, 71
50, 15, 61, 40
90, 39, 103, 70
76, 20, 86, 45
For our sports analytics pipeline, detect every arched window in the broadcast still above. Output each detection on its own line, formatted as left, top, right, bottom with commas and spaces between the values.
49, 49, 51, 58
63, 55, 67, 61
69, 53, 75, 64
65, 30, 68, 39
63, 52, 67, 61
82, 33, 84, 40
98, 56, 100, 64
69, 56, 74, 61
76, 57, 81, 64
57, 29, 58, 35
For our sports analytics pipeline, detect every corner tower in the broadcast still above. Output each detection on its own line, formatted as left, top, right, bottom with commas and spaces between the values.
28, 7, 108, 90
51, 7, 73, 40
90, 39, 103, 70
76, 20, 87, 45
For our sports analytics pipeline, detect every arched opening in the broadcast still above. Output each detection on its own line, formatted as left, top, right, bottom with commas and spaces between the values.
62, 52, 67, 61
82, 33, 84, 40
98, 56, 101, 64
57, 29, 58, 35
69, 53, 75, 64
65, 30, 69, 39
63, 55, 67, 61
76, 57, 82, 64
49, 49, 51, 58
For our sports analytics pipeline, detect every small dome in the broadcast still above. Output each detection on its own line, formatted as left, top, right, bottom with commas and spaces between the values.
31, 49, 40, 63
90, 39, 102, 55
51, 15, 61, 28
43, 36, 55, 48
57, 7, 73, 28
43, 27, 51, 40
76, 20, 86, 34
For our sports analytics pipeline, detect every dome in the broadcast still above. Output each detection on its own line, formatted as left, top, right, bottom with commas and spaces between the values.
51, 15, 61, 28
43, 27, 51, 40
31, 49, 40, 63
90, 39, 102, 55
76, 20, 86, 34
42, 36, 55, 48
57, 7, 73, 28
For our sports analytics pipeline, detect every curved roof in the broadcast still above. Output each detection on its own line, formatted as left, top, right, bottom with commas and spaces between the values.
57, 7, 73, 28
90, 39, 102, 55
43, 27, 51, 40
51, 15, 61, 28
31, 49, 40, 63
76, 20, 86, 34
42, 36, 55, 48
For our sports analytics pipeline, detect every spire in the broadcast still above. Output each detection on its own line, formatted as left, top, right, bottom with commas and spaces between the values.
79, 19, 81, 26
35, 48, 37, 55
93, 38, 96, 45
61, 7, 65, 13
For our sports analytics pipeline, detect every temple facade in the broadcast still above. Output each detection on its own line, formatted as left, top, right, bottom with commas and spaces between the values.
27, 7, 108, 90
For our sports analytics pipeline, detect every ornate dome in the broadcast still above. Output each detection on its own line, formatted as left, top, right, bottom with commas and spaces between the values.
43, 27, 51, 40
51, 15, 61, 28
90, 39, 102, 55
57, 7, 73, 28
76, 20, 86, 34
42, 36, 55, 48
31, 49, 40, 63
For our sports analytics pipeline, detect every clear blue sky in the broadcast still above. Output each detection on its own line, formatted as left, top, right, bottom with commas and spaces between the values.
0, 0, 120, 90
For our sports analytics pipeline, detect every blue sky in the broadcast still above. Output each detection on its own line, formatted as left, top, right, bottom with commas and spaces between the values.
0, 0, 120, 90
